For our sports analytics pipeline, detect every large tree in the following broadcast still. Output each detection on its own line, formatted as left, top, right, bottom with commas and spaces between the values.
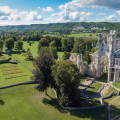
52, 61, 81, 106
0, 40, 4, 52
38, 38, 49, 53
62, 51, 71, 60
15, 40, 23, 50
5, 38, 14, 50
50, 47, 58, 59
33, 53, 55, 95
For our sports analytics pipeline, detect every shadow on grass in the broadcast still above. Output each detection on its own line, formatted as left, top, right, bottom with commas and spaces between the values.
42, 96, 109, 120
97, 71, 108, 83
110, 105, 120, 119
0, 99, 5, 105
10, 50, 26, 55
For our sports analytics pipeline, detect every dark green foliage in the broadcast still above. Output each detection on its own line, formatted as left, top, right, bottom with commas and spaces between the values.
38, 47, 50, 54
52, 60, 82, 106
0, 40, 4, 52
62, 51, 71, 60
22, 48, 33, 60
5, 38, 14, 50
50, 47, 58, 59
61, 38, 69, 51
38, 37, 49, 52
33, 53, 55, 94
83, 51, 91, 64
15, 40, 23, 50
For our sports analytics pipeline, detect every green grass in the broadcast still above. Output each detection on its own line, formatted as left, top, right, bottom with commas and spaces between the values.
66, 33, 98, 38
0, 85, 108, 120
80, 79, 85, 84
57, 52, 64, 60
112, 82, 120, 89
86, 82, 102, 94
104, 87, 118, 103
110, 97, 120, 119
11, 41, 38, 71
0, 63, 33, 87
97, 71, 108, 83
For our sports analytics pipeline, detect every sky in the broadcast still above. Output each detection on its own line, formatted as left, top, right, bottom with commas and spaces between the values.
0, 0, 120, 26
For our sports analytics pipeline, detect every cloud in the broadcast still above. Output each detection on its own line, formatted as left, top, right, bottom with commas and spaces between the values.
97, 13, 107, 15
79, 17, 87, 22
59, 4, 77, 12
80, 11, 93, 17
96, 14, 119, 22
20, 11, 28, 15
42, 7, 54, 12
60, 0, 120, 11
51, 13, 58, 17
0, 16, 8, 20
0, 6, 17, 17
10, 14, 21, 21
38, 7, 40, 9
25, 11, 43, 21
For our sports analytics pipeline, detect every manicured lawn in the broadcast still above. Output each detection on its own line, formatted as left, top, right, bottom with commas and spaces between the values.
0, 63, 33, 87
112, 82, 120, 89
80, 79, 85, 84
110, 97, 120, 119
0, 85, 108, 120
104, 87, 118, 103
86, 82, 102, 93
11, 41, 39, 71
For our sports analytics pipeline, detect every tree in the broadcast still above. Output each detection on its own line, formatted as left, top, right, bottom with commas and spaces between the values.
91, 47, 97, 53
38, 47, 50, 54
15, 40, 23, 50
33, 53, 55, 95
0, 40, 4, 52
62, 51, 71, 60
52, 61, 81, 106
83, 51, 91, 64
50, 47, 58, 59
72, 38, 84, 53
38, 38, 49, 52
22, 48, 33, 60
5, 38, 14, 50
61, 38, 69, 51
49, 41, 57, 48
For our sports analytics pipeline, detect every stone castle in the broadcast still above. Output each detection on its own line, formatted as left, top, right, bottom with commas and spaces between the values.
69, 30, 120, 82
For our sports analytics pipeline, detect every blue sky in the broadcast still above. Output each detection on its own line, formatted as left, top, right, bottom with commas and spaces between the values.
0, 0, 120, 26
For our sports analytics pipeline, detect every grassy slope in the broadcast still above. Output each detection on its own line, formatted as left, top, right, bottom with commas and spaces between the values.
0, 85, 108, 120
0, 63, 33, 87
110, 97, 120, 119
86, 82, 102, 93
112, 82, 120, 89
104, 87, 118, 103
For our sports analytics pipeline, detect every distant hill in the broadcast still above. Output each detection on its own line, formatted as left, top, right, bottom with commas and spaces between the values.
0, 22, 120, 32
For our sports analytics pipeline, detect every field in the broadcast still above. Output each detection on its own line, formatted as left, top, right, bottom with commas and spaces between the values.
0, 63, 33, 87
66, 33, 98, 38
0, 85, 109, 120
86, 82, 102, 93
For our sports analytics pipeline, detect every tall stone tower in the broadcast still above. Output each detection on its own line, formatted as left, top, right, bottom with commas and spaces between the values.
77, 54, 83, 69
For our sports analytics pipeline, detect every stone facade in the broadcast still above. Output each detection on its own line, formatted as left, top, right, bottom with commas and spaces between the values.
70, 30, 120, 82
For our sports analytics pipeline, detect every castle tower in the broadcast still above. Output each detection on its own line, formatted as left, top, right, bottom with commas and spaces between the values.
77, 54, 83, 69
